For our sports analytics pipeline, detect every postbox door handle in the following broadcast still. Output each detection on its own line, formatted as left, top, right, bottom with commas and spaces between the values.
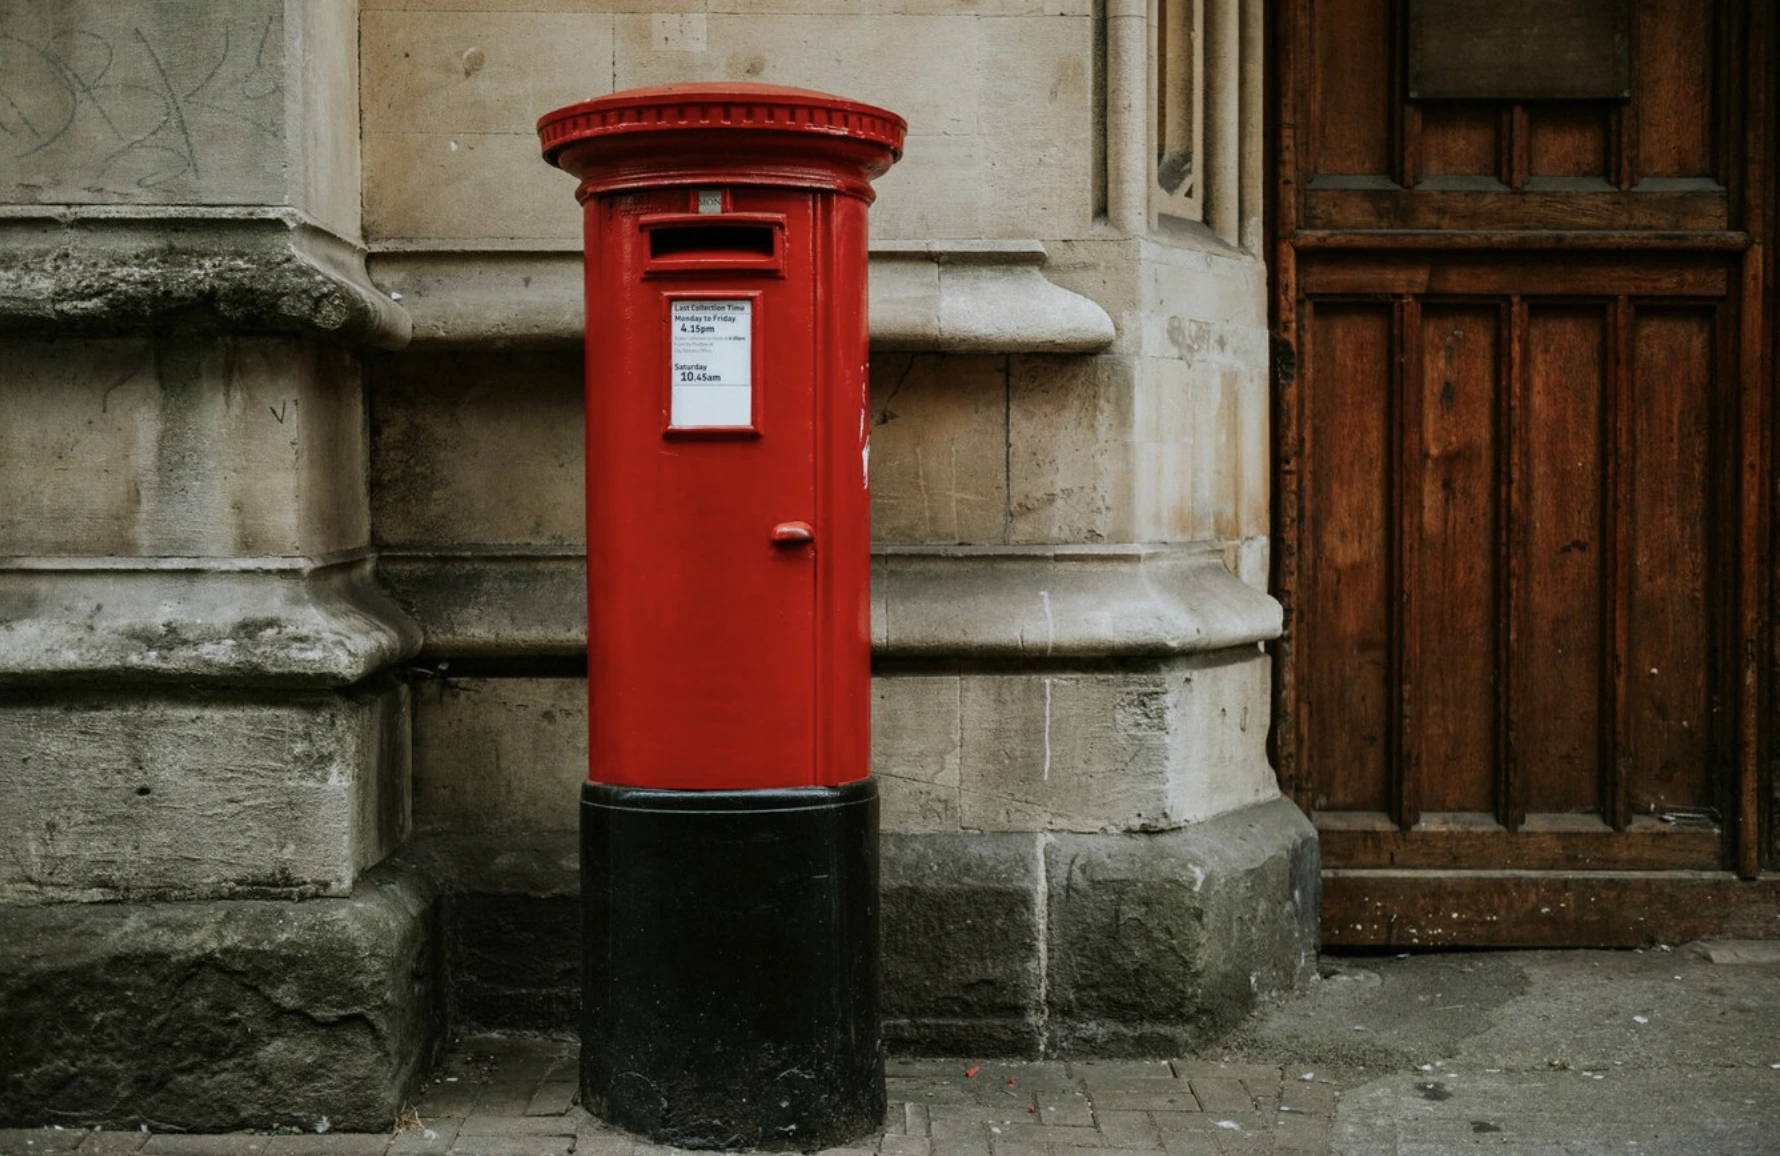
770, 520, 815, 545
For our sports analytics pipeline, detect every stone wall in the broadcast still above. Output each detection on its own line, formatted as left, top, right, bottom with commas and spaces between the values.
0, 0, 1316, 1129
357, 0, 1314, 1054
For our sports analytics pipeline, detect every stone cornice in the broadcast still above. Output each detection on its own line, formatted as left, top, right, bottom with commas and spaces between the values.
365, 240, 1115, 354
0, 208, 411, 348
0, 556, 423, 688
376, 544, 1277, 662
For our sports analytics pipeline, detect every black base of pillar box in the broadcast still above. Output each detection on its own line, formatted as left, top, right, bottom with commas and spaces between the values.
579, 779, 884, 1151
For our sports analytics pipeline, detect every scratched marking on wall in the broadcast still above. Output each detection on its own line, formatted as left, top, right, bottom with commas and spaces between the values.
0, 6, 284, 198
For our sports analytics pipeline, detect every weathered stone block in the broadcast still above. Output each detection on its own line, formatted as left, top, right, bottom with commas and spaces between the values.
0, 1, 289, 208
869, 355, 1009, 545
401, 834, 579, 1037
380, 554, 587, 659
1043, 797, 1319, 1055
958, 671, 1176, 832
0, 1, 360, 235
1007, 355, 1136, 545
977, 16, 1095, 240
879, 833, 1044, 1055
0, 335, 369, 558
0, 862, 442, 1131
0, 684, 410, 904
361, 10, 614, 137
411, 677, 585, 835
873, 674, 964, 833
874, 650, 1279, 836
369, 352, 584, 549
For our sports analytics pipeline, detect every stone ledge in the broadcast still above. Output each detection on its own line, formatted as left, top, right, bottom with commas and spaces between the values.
873, 545, 1281, 659
0, 557, 423, 687
380, 551, 585, 661
0, 209, 410, 348
379, 545, 1278, 662
0, 859, 443, 1131
364, 241, 1114, 353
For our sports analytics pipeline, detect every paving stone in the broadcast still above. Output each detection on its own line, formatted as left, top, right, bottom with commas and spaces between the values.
386, 1120, 462, 1156
464, 1089, 535, 1119
520, 1085, 575, 1119
1086, 1111, 1159, 1150
0, 1129, 88, 1153
1140, 1113, 1210, 1135
565, 1126, 632, 1156
1274, 1081, 1335, 1118
140, 1138, 270, 1156
1026, 1125, 1103, 1146
1237, 1078, 1279, 1115
453, 1118, 573, 1139
1069, 1063, 1178, 1093
968, 1065, 1079, 1096
1186, 1078, 1254, 1115
412, 1084, 485, 1118
1029, 1092, 1092, 1129
985, 1134, 1047, 1156
1082, 1091, 1199, 1113
77, 1133, 151, 1156
888, 1060, 979, 1079
878, 1136, 931, 1156
1170, 1063, 1281, 1086
901, 1104, 931, 1138
886, 1079, 977, 1107
263, 1134, 392, 1156
1268, 1113, 1329, 1154
926, 1115, 989, 1143
445, 1139, 570, 1156
1155, 1119, 1268, 1155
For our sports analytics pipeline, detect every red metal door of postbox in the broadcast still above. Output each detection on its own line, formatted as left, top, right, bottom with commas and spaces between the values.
585, 186, 858, 791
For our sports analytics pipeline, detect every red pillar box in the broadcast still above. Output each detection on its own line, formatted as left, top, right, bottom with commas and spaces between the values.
538, 85, 904, 1150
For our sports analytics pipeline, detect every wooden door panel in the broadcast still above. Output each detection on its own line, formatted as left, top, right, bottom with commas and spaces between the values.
1635, 0, 1717, 179
1276, 0, 1773, 945
1407, 303, 1501, 819
1516, 305, 1609, 817
1419, 104, 1500, 179
1626, 307, 1718, 817
1528, 104, 1613, 181
1309, 0, 1394, 176
1300, 304, 1395, 814
1297, 281, 1733, 870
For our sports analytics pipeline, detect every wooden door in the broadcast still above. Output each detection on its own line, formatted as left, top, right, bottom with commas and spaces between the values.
1271, 0, 1778, 946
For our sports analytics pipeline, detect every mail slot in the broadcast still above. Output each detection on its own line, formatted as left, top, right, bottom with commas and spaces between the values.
538, 83, 904, 1151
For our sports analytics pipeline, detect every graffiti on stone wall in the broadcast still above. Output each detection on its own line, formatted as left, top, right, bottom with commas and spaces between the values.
0, 5, 284, 200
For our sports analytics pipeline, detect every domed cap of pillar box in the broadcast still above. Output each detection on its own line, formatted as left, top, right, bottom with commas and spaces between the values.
537, 83, 906, 202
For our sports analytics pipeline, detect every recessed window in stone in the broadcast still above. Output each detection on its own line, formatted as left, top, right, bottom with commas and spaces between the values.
1150, 0, 1259, 248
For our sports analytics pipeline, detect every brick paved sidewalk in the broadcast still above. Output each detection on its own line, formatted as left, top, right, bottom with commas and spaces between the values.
0, 1038, 1337, 1156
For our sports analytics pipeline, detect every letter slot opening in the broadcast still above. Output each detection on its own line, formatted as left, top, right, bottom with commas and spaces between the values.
650, 224, 775, 259
642, 215, 786, 275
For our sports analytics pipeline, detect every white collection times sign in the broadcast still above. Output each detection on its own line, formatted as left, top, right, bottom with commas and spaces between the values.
669, 300, 753, 428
